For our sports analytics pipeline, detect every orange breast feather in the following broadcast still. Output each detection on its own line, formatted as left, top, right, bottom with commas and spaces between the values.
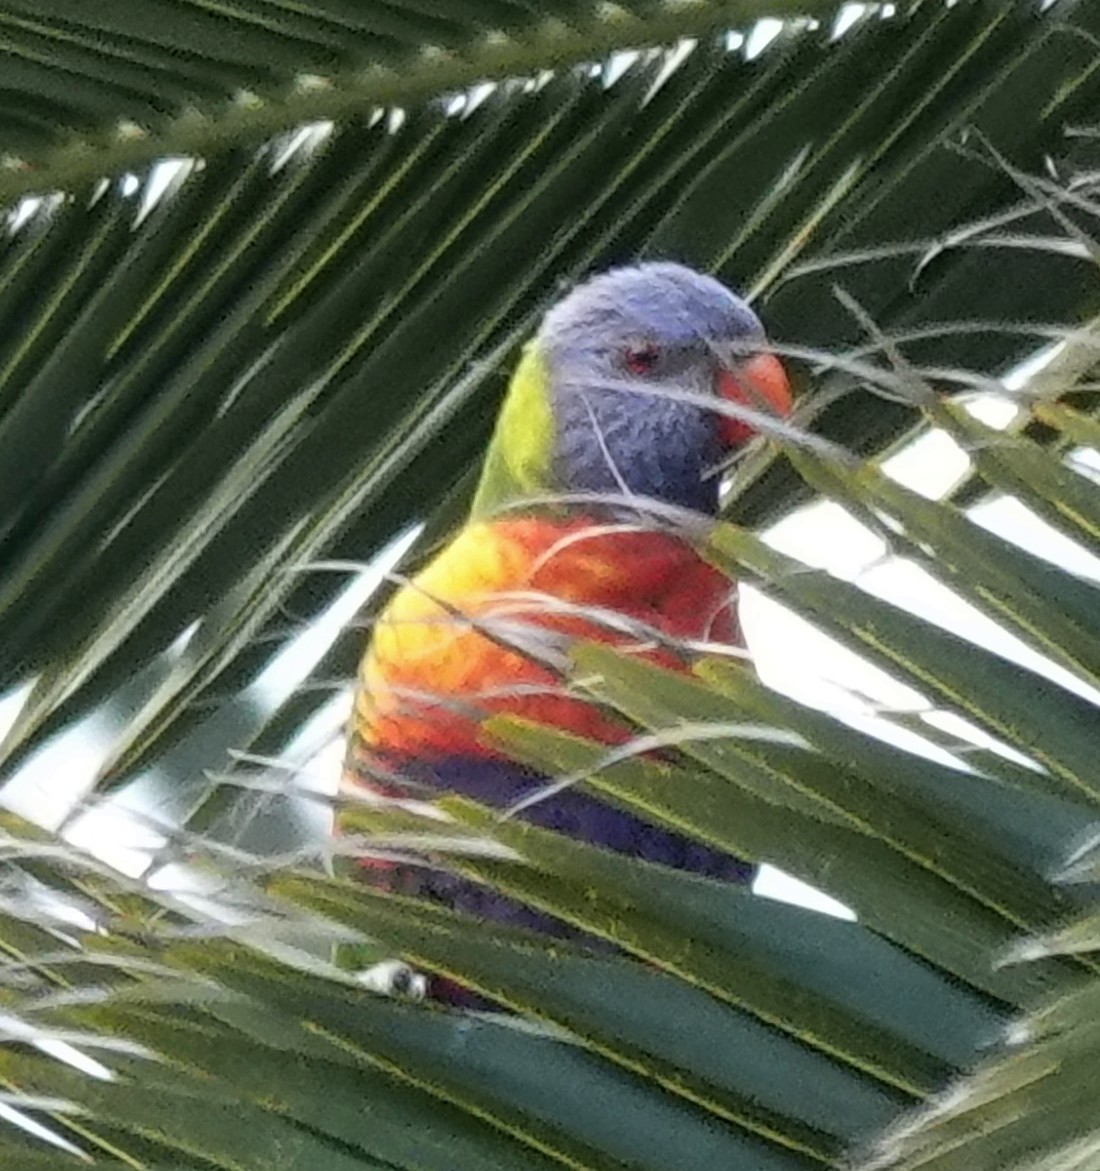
353, 516, 738, 761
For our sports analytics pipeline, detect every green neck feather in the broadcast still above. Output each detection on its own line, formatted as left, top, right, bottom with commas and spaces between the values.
469, 342, 555, 519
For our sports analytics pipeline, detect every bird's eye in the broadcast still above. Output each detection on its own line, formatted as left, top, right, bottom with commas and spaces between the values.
623, 344, 661, 375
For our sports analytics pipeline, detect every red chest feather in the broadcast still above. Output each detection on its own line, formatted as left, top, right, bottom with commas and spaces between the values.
353, 516, 738, 761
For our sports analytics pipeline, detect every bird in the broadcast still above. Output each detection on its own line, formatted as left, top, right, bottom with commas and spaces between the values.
343, 262, 792, 996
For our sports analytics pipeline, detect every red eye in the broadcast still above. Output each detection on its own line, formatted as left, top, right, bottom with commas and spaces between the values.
624, 344, 661, 375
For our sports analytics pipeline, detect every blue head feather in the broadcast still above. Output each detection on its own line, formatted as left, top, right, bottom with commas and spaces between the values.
537, 262, 766, 513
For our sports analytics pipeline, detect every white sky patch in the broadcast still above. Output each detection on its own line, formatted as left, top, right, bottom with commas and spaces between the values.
964, 389, 1021, 426
604, 49, 640, 89
1, 712, 117, 832
879, 427, 971, 498
281, 688, 352, 785
744, 590, 925, 713
762, 497, 887, 578
754, 864, 857, 920
971, 495, 1100, 584
463, 82, 496, 117
920, 709, 1043, 771
8, 194, 43, 233
645, 39, 697, 103
135, 158, 191, 225
832, 4, 868, 39
1004, 339, 1064, 392
744, 19, 784, 60
0, 1101, 88, 1158
879, 390, 1020, 499
250, 524, 423, 709
34, 1039, 113, 1082
269, 121, 333, 172
1069, 445, 1100, 485
840, 709, 974, 771
62, 795, 167, 879
274, 689, 354, 841
292, 717, 348, 805
144, 857, 255, 923
861, 556, 1100, 704
0, 681, 32, 745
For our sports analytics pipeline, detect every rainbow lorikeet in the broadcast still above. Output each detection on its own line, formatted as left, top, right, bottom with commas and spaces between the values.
344, 262, 791, 992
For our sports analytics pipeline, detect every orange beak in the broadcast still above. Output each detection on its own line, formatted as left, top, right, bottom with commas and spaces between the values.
715, 352, 792, 446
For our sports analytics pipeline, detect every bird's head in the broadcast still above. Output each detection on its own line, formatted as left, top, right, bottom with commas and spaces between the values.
534, 262, 792, 514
